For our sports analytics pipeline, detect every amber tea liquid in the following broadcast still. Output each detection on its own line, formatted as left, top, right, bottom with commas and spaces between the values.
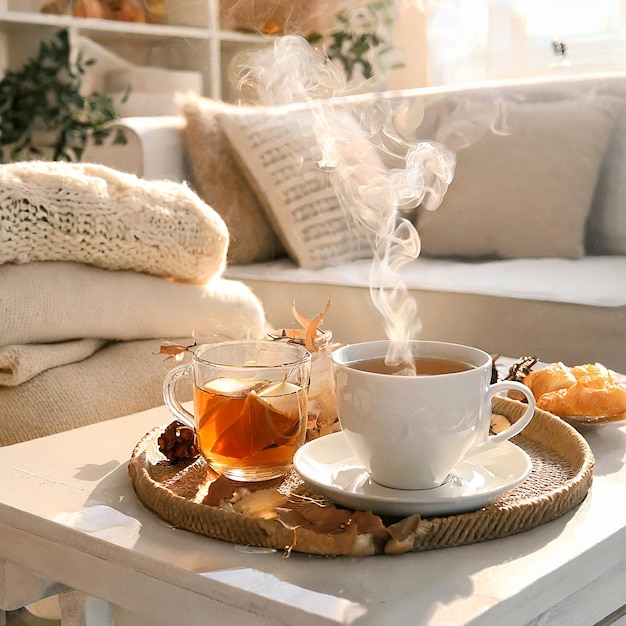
350, 356, 473, 376
193, 377, 307, 481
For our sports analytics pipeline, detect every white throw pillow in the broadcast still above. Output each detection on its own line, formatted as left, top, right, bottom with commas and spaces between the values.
218, 102, 381, 269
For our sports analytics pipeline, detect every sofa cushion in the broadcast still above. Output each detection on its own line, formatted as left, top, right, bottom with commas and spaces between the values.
177, 93, 285, 264
218, 102, 380, 269
587, 100, 626, 255
415, 92, 618, 259
225, 255, 626, 373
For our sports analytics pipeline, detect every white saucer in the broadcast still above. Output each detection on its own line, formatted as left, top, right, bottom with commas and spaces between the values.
293, 432, 532, 517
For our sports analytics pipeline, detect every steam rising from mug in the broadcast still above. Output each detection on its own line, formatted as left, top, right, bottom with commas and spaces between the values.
232, 36, 456, 372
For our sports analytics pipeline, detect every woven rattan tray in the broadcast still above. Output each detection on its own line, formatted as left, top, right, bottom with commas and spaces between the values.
128, 397, 594, 556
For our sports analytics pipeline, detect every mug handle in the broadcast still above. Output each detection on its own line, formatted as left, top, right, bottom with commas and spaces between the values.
486, 381, 536, 444
162, 363, 195, 429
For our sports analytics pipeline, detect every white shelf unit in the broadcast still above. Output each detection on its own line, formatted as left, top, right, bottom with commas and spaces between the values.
0, 0, 272, 103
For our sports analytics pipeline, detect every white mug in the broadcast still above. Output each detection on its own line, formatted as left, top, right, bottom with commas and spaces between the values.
331, 340, 535, 490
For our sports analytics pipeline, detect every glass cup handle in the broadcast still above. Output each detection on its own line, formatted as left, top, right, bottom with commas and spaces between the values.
162, 363, 195, 429
486, 381, 536, 444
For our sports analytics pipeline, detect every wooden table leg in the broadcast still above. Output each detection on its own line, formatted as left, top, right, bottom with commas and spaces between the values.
58, 591, 114, 626
0, 559, 66, 612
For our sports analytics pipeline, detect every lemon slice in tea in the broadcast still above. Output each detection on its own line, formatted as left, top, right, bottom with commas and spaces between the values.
203, 377, 265, 397
211, 380, 306, 459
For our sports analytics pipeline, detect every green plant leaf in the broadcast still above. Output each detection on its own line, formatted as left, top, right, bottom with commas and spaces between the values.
318, 0, 404, 82
0, 28, 126, 163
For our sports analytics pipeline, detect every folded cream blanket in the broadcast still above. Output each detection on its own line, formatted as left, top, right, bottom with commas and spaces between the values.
1, 261, 266, 346
0, 261, 267, 386
0, 161, 228, 283
0, 338, 195, 446
0, 338, 107, 386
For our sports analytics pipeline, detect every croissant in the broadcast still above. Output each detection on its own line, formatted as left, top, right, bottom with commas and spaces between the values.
525, 361, 626, 417
537, 379, 626, 417
522, 362, 577, 399
570, 363, 612, 382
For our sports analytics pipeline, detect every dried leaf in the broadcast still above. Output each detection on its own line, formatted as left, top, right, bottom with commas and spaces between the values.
350, 510, 389, 540
277, 516, 361, 557
269, 301, 332, 352
153, 339, 197, 361
385, 514, 427, 555
491, 353, 502, 384
291, 302, 311, 329
232, 487, 289, 520
292, 300, 332, 352
276, 501, 353, 534
202, 475, 287, 511
505, 356, 540, 382
202, 475, 240, 507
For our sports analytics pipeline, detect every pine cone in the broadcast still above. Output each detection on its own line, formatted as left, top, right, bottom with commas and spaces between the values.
158, 421, 200, 464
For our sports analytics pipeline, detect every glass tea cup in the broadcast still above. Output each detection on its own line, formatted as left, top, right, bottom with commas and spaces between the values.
163, 340, 311, 481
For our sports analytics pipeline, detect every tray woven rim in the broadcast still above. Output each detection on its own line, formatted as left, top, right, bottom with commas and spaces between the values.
128, 397, 595, 556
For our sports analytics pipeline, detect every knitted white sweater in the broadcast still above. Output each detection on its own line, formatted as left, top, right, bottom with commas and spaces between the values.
0, 161, 229, 283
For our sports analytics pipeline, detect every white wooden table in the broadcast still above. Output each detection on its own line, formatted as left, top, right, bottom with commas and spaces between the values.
1, 403, 626, 626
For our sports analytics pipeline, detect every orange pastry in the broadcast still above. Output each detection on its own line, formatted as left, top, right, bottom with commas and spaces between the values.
526, 362, 626, 417
522, 362, 577, 399
536, 376, 626, 417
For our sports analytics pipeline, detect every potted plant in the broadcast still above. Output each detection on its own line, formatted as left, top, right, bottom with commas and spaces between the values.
308, 0, 401, 83
0, 28, 126, 163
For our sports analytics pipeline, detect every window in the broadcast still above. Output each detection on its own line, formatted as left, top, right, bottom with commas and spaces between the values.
393, 0, 626, 87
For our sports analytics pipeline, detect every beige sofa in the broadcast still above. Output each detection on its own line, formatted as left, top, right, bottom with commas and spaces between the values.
84, 71, 626, 373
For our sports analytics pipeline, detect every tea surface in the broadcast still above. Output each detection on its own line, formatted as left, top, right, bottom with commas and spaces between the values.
349, 356, 473, 375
